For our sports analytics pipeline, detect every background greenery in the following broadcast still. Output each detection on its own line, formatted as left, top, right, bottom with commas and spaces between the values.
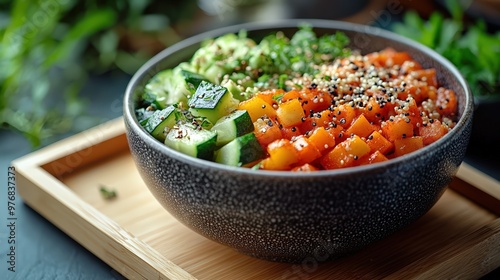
0, 0, 197, 147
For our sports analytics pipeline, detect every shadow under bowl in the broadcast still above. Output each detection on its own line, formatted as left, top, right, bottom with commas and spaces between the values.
123, 19, 474, 263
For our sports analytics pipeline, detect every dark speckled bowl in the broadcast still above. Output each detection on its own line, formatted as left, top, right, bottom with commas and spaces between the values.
123, 20, 473, 263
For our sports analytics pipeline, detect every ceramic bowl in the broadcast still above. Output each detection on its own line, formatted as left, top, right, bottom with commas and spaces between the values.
123, 19, 473, 263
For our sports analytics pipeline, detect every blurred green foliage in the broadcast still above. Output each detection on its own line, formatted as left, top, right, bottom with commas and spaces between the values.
0, 0, 197, 147
392, 0, 500, 97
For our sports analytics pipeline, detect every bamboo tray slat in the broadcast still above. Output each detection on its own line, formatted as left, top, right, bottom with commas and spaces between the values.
13, 118, 500, 279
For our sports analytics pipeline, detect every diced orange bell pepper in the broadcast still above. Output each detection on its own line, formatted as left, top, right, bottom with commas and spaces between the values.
343, 135, 370, 159
308, 126, 336, 153
363, 96, 390, 124
266, 139, 299, 168
238, 96, 276, 122
277, 99, 306, 127
393, 136, 424, 157
366, 130, 394, 155
327, 124, 347, 143
346, 114, 375, 139
320, 135, 370, 170
255, 89, 283, 109
281, 89, 301, 102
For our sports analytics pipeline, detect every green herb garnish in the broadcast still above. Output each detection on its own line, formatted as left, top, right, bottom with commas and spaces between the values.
99, 185, 117, 200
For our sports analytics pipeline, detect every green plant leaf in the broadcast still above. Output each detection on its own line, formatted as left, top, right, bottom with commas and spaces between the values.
43, 9, 117, 68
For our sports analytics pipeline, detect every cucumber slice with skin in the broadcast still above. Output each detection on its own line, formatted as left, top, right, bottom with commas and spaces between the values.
181, 70, 208, 93
211, 110, 254, 146
142, 105, 178, 141
215, 133, 265, 166
188, 81, 238, 123
164, 122, 217, 160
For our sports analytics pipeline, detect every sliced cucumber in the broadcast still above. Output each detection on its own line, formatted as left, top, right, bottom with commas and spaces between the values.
136, 108, 154, 126
164, 122, 217, 160
215, 133, 265, 166
221, 79, 246, 101
181, 70, 208, 94
188, 81, 238, 123
142, 105, 178, 142
211, 110, 254, 146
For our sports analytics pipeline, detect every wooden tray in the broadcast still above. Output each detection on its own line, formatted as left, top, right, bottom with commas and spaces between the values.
13, 118, 500, 279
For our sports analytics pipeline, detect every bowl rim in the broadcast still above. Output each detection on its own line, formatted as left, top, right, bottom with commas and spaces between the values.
124, 19, 474, 178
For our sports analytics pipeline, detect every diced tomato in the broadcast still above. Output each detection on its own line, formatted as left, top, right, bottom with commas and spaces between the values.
292, 136, 322, 165
419, 119, 448, 145
292, 163, 320, 172
346, 114, 376, 139
300, 88, 332, 113
366, 130, 394, 155
299, 110, 333, 133
331, 104, 356, 129
281, 125, 302, 140
358, 150, 389, 166
436, 87, 457, 117
393, 136, 424, 157
381, 116, 414, 142
253, 117, 282, 148
411, 69, 438, 88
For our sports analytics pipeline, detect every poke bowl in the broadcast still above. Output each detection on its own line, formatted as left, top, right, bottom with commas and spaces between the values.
123, 19, 473, 263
